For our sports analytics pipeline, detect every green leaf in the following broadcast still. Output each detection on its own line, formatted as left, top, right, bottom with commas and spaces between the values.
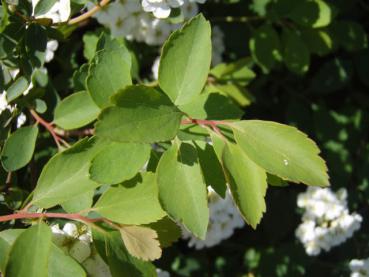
249, 24, 282, 73
194, 141, 227, 198
156, 141, 209, 239
159, 14, 211, 105
0, 229, 25, 273
89, 142, 150, 184
86, 44, 132, 108
54, 91, 100, 130
288, 0, 331, 28
223, 142, 267, 228
25, 24, 47, 67
301, 28, 334, 56
331, 21, 368, 52
146, 217, 181, 248
95, 85, 183, 143
31, 137, 106, 208
179, 92, 243, 120
232, 120, 329, 186
83, 32, 99, 61
93, 230, 157, 277
0, 0, 9, 33
6, 76, 29, 102
61, 190, 94, 214
73, 64, 89, 91
34, 0, 57, 16
48, 244, 86, 277
1, 126, 38, 171
5, 223, 52, 277
119, 226, 161, 261
93, 173, 166, 225
207, 83, 254, 107
282, 30, 310, 74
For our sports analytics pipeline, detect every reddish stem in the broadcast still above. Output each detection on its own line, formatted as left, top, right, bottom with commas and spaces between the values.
0, 212, 100, 224
181, 119, 228, 127
30, 110, 66, 148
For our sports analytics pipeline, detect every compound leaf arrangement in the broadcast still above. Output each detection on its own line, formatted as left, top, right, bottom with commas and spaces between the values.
0, 4, 332, 276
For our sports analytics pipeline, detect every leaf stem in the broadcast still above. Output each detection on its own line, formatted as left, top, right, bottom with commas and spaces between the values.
67, 0, 110, 25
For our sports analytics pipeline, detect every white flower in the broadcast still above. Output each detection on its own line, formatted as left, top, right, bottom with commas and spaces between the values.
32, 0, 71, 23
156, 268, 171, 277
350, 258, 369, 277
142, 0, 184, 18
16, 113, 27, 128
45, 40, 59, 63
182, 187, 245, 249
296, 187, 363, 256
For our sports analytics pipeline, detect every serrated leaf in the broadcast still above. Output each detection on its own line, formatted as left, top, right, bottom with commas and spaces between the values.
1, 126, 38, 171
86, 44, 131, 108
93, 230, 157, 277
95, 85, 183, 143
48, 244, 86, 277
119, 226, 161, 262
146, 217, 181, 248
89, 142, 150, 184
54, 91, 100, 130
282, 30, 310, 74
93, 173, 166, 225
223, 142, 267, 228
288, 0, 331, 28
159, 14, 211, 105
31, 137, 106, 208
156, 141, 209, 239
232, 120, 329, 186
249, 24, 282, 73
5, 223, 52, 277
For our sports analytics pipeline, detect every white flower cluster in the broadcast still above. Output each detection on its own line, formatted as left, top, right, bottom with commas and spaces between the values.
350, 258, 369, 277
142, 0, 206, 19
296, 187, 362, 256
51, 223, 170, 276
182, 187, 245, 249
91, 0, 200, 45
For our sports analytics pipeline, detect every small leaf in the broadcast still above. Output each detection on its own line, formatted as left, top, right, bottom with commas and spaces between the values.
89, 142, 151, 184
5, 223, 52, 277
93, 173, 166, 225
249, 24, 282, 73
95, 85, 183, 143
119, 226, 161, 261
86, 44, 132, 108
288, 0, 331, 28
1, 126, 38, 171
232, 120, 329, 186
331, 20, 368, 52
54, 91, 100, 130
156, 141, 209, 239
6, 76, 29, 102
159, 14, 211, 105
301, 28, 334, 56
223, 142, 267, 228
34, 0, 57, 16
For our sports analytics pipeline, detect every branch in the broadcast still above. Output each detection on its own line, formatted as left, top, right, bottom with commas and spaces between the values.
67, 0, 110, 25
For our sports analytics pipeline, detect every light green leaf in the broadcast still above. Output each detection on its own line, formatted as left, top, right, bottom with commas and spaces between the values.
1, 126, 38, 171
288, 0, 331, 28
249, 24, 282, 73
89, 142, 151, 184
34, 0, 57, 16
232, 120, 329, 186
5, 223, 52, 277
49, 244, 86, 277
54, 91, 100, 130
31, 137, 106, 208
119, 226, 161, 261
83, 32, 99, 61
0, 229, 25, 273
223, 142, 267, 228
93, 173, 166, 225
95, 85, 183, 143
207, 83, 254, 107
156, 141, 209, 239
6, 76, 29, 102
61, 190, 94, 214
159, 14, 211, 105
86, 45, 132, 108
282, 30, 310, 74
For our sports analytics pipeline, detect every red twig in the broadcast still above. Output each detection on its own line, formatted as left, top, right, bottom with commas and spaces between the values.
0, 212, 100, 224
181, 119, 228, 127
30, 110, 68, 149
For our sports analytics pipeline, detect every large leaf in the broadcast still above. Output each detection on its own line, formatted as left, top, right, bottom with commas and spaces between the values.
93, 230, 157, 277
223, 142, 267, 228
93, 173, 166, 225
156, 141, 209, 239
249, 24, 282, 73
1, 126, 38, 171
86, 44, 131, 108
232, 120, 329, 186
5, 223, 52, 277
89, 142, 151, 184
159, 14, 211, 105
31, 137, 106, 208
0, 229, 25, 273
95, 85, 183, 143
119, 226, 161, 261
54, 91, 100, 130
48, 244, 86, 277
